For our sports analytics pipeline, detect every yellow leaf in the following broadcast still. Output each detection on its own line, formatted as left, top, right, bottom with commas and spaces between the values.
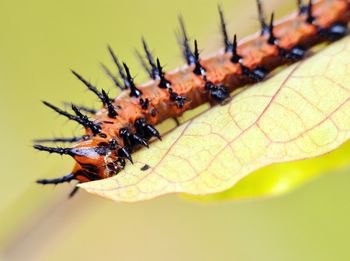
80, 36, 350, 202
185, 139, 350, 201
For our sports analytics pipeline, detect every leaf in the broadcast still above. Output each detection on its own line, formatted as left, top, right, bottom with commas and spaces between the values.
80, 36, 350, 202
185, 139, 350, 201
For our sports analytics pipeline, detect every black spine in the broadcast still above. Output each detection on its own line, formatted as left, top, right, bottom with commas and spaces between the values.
156, 58, 171, 88
306, 0, 314, 24
101, 89, 118, 118
107, 46, 129, 89
33, 144, 75, 156
297, 0, 303, 12
100, 63, 124, 90
63, 103, 97, 114
33, 136, 84, 143
178, 16, 196, 65
267, 13, 276, 45
142, 38, 158, 79
71, 104, 101, 134
230, 34, 242, 63
135, 49, 153, 79
256, 0, 268, 34
37, 173, 76, 185
71, 70, 105, 101
218, 5, 233, 53
193, 40, 205, 76
43, 101, 101, 134
122, 63, 143, 98
43, 101, 80, 123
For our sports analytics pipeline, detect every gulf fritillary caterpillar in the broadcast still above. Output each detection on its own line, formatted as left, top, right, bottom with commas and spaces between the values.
34, 0, 350, 197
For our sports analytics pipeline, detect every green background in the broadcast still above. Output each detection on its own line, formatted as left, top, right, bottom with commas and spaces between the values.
1, 0, 350, 260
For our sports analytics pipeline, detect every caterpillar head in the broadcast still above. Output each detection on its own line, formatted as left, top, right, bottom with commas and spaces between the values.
70, 138, 129, 182
34, 137, 129, 183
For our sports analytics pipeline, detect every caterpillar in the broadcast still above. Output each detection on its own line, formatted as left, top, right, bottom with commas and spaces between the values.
34, 0, 350, 197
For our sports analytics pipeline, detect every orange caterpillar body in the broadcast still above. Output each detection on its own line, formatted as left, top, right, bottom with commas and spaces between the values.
34, 0, 350, 195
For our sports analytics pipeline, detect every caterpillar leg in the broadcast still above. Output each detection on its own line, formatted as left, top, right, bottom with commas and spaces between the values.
173, 117, 180, 126
68, 186, 80, 198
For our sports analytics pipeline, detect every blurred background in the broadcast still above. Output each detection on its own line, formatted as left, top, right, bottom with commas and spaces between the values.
1, 0, 350, 260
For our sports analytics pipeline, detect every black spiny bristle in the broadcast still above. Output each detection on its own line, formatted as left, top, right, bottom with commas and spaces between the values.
156, 58, 171, 89
178, 16, 196, 65
216, 8, 242, 64
193, 40, 205, 76
101, 89, 118, 118
37, 173, 76, 185
74, 105, 97, 114
43, 101, 80, 122
33, 144, 75, 156
71, 104, 101, 134
33, 136, 84, 143
100, 63, 124, 91
297, 0, 303, 12
71, 70, 104, 101
135, 49, 153, 79
108, 46, 130, 89
256, 0, 268, 34
267, 13, 276, 45
43, 101, 100, 134
122, 63, 142, 98
71, 70, 118, 118
306, 0, 314, 24
231, 34, 242, 63
141, 38, 158, 79
298, 0, 309, 14
63, 103, 97, 114
218, 4, 233, 53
